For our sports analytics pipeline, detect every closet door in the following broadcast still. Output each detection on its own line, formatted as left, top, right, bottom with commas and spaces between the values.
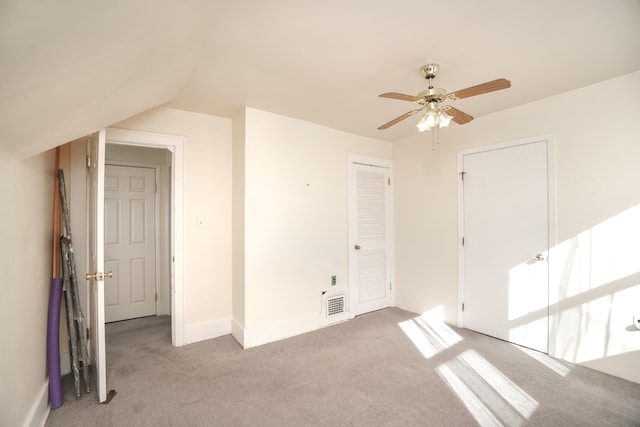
349, 159, 393, 316
462, 140, 550, 352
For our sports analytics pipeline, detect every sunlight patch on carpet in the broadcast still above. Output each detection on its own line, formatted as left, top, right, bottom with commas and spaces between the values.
459, 350, 538, 418
398, 315, 462, 359
515, 345, 571, 377
437, 350, 540, 426
437, 364, 503, 427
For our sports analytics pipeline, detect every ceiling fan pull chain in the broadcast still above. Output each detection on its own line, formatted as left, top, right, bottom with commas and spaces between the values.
432, 127, 437, 151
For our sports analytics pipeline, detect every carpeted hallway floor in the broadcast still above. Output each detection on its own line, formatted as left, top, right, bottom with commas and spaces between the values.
46, 308, 640, 426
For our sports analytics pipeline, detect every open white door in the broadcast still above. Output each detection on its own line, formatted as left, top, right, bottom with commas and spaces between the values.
87, 130, 108, 402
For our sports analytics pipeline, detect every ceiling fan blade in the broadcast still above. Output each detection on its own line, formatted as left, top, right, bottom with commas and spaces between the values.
450, 78, 511, 100
446, 106, 474, 125
379, 92, 423, 102
377, 109, 422, 130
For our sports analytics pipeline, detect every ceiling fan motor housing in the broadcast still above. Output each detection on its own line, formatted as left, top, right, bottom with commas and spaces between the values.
417, 87, 447, 104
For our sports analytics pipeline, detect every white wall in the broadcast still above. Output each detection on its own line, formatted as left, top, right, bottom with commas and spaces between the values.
112, 106, 393, 348
241, 108, 392, 346
114, 107, 233, 341
393, 71, 640, 383
0, 149, 55, 427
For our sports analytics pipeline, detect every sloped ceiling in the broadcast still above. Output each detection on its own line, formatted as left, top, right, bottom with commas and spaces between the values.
1, 0, 639, 157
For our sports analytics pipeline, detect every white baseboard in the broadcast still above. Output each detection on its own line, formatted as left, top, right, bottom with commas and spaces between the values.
242, 311, 325, 349
23, 381, 49, 427
231, 318, 245, 347
185, 318, 232, 344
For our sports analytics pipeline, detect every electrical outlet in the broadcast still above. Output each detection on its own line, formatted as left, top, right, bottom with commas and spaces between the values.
331, 275, 337, 286
197, 217, 206, 229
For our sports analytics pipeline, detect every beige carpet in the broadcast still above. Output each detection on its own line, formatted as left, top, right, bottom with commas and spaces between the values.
46, 308, 640, 426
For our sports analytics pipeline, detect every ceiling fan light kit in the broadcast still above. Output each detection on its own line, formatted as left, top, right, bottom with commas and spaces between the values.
378, 63, 511, 150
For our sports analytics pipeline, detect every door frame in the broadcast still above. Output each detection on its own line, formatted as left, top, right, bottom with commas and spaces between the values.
104, 162, 162, 320
457, 134, 557, 355
104, 128, 186, 346
347, 153, 395, 318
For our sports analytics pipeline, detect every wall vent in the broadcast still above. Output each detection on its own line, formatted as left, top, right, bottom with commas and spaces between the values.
327, 294, 345, 318
323, 292, 348, 325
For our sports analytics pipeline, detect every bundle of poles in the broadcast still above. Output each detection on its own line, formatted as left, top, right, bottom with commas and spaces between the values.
47, 153, 91, 408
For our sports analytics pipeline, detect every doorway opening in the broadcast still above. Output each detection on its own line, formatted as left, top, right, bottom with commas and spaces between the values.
104, 128, 185, 346
68, 128, 184, 402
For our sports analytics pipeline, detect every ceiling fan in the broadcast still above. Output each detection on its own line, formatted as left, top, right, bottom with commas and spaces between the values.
378, 64, 511, 149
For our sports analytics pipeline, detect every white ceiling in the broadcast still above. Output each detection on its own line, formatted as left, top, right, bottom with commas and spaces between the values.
1, 0, 639, 155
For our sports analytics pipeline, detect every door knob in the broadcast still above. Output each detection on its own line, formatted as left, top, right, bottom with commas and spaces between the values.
535, 253, 544, 261
86, 271, 113, 281
354, 244, 361, 250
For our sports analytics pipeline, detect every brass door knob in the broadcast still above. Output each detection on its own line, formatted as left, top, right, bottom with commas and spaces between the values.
535, 253, 544, 261
354, 244, 361, 250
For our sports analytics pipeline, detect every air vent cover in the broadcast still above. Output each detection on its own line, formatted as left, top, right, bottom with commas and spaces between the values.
327, 294, 345, 317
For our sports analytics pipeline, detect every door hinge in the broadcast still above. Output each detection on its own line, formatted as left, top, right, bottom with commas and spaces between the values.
86, 328, 90, 339
389, 282, 392, 290
86, 155, 91, 169
388, 178, 391, 186
461, 303, 465, 312
155, 293, 158, 302
460, 171, 466, 181
462, 237, 465, 246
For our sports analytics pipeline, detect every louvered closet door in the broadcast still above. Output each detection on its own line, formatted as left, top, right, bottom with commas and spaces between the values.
352, 163, 391, 315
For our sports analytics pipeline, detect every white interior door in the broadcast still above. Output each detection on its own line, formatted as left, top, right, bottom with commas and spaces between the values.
104, 165, 157, 322
349, 158, 393, 316
87, 130, 108, 402
462, 139, 550, 353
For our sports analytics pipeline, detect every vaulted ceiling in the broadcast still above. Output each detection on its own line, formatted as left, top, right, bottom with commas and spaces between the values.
1, 0, 639, 157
